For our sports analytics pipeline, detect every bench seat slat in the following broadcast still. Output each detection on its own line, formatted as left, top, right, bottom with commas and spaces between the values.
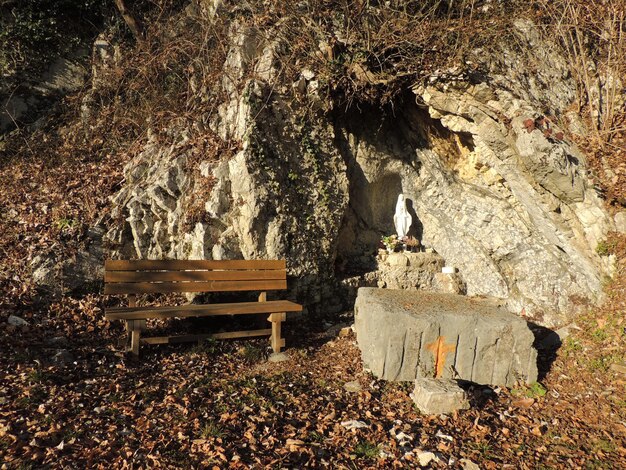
141, 329, 273, 344
105, 269, 285, 283
105, 299, 302, 320
104, 279, 287, 295
105, 259, 285, 271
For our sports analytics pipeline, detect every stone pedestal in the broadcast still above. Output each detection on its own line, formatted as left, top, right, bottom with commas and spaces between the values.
377, 252, 465, 294
355, 288, 538, 386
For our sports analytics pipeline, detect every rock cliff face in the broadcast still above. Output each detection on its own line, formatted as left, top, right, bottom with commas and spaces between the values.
102, 11, 613, 326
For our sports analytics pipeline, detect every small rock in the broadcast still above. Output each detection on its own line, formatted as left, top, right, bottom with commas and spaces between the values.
343, 380, 362, 393
387, 253, 409, 267
417, 451, 438, 467
268, 352, 289, 363
45, 336, 68, 347
394, 431, 413, 443
614, 212, 626, 234
338, 326, 352, 338
293, 76, 307, 94
433, 272, 465, 294
460, 458, 481, 470
51, 349, 75, 366
610, 362, 626, 375
324, 322, 349, 338
301, 68, 315, 80
8, 315, 28, 327
412, 378, 470, 415
340, 420, 369, 430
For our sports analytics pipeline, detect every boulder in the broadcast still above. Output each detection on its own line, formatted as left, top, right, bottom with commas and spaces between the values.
354, 288, 538, 386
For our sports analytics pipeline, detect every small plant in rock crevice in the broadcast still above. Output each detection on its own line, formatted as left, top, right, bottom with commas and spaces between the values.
596, 240, 613, 256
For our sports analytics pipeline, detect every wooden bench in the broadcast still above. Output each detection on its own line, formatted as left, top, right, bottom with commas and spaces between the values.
104, 259, 302, 356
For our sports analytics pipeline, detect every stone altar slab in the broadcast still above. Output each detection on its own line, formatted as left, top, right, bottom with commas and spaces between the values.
354, 288, 538, 386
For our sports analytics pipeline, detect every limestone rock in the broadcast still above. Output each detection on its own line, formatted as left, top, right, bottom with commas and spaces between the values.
324, 322, 350, 338
411, 378, 470, 415
460, 459, 481, 470
45, 336, 69, 347
609, 362, 626, 375
51, 349, 75, 366
376, 252, 448, 292
387, 253, 409, 267
31, 227, 104, 296
416, 450, 439, 466
101, 13, 611, 324
31, 254, 61, 296
8, 315, 28, 327
268, 352, 290, 363
343, 380, 362, 393
104, 138, 194, 259
355, 288, 538, 386
2, 51, 88, 133
615, 212, 626, 234
433, 273, 466, 295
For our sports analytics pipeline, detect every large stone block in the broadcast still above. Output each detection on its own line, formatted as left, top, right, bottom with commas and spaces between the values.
355, 288, 538, 386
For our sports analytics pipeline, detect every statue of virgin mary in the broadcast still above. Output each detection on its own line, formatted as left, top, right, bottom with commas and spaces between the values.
393, 193, 412, 239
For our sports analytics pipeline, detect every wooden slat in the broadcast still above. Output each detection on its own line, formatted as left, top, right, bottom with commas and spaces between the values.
141, 329, 272, 344
105, 259, 285, 271
104, 279, 287, 295
106, 300, 302, 320
105, 269, 285, 283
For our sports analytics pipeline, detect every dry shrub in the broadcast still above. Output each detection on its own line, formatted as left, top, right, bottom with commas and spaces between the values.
536, 0, 626, 143
231, 0, 529, 109
533, 0, 626, 205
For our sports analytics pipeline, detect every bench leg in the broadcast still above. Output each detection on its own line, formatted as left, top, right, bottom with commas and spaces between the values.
126, 319, 143, 356
131, 325, 141, 356
268, 312, 286, 353
125, 320, 133, 349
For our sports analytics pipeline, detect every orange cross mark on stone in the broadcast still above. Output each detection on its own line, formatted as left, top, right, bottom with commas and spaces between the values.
426, 335, 457, 378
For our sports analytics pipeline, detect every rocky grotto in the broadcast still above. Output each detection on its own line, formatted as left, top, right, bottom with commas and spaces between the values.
3, 0, 626, 466
83, 19, 613, 331
7, 1, 619, 331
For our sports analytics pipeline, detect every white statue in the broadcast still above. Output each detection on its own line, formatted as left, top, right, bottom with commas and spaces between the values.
393, 193, 412, 238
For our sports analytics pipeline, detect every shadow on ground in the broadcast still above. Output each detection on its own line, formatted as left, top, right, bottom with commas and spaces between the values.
526, 321, 561, 381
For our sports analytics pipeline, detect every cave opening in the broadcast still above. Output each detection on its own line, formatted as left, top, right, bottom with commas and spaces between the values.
333, 92, 431, 277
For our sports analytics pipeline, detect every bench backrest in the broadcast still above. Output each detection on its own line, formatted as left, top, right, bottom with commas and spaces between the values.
104, 260, 287, 295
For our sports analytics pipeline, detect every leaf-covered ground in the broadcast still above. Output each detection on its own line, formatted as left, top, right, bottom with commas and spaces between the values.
1, 148, 626, 469
1, 275, 626, 469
